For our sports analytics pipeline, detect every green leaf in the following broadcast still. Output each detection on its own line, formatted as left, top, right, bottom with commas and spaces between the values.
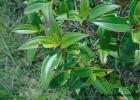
88, 4, 120, 21
18, 36, 59, 50
100, 29, 111, 49
24, 1, 45, 14
61, 33, 88, 48
129, 0, 139, 25
12, 24, 39, 34
134, 1, 140, 17
42, 2, 62, 41
27, 49, 36, 65
134, 50, 140, 66
99, 49, 108, 65
94, 69, 113, 77
87, 73, 96, 84
107, 44, 119, 58
101, 80, 112, 94
28, 12, 42, 28
41, 51, 62, 89
94, 79, 108, 94
49, 70, 70, 89
80, 0, 89, 19
132, 28, 140, 44
119, 32, 138, 59
58, 0, 69, 14
72, 67, 94, 77
71, 78, 84, 88
92, 17, 130, 32
79, 43, 95, 65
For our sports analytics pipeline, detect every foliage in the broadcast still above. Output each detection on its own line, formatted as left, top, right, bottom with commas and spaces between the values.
3, 0, 140, 99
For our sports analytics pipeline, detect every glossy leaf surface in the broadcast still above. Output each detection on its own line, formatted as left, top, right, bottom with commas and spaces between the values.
18, 36, 58, 50
12, 24, 39, 34
119, 32, 138, 59
80, 0, 89, 19
61, 33, 88, 48
72, 67, 94, 77
41, 51, 62, 89
92, 17, 130, 32
24, 1, 45, 14
134, 50, 140, 66
49, 70, 70, 89
88, 4, 120, 21
94, 69, 113, 77
99, 49, 108, 65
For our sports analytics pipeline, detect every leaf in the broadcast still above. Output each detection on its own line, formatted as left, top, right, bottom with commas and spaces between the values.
24, 1, 45, 14
12, 24, 39, 34
129, 0, 139, 25
94, 69, 113, 77
92, 17, 130, 32
79, 43, 95, 65
28, 12, 42, 28
58, 0, 69, 14
42, 2, 62, 41
72, 67, 94, 77
99, 49, 108, 65
18, 36, 58, 50
94, 79, 108, 94
88, 4, 120, 21
101, 80, 112, 94
80, 0, 89, 19
132, 28, 140, 44
107, 44, 119, 58
41, 51, 62, 89
49, 70, 70, 89
134, 50, 140, 66
87, 73, 96, 84
27, 49, 36, 65
119, 32, 138, 59
100, 29, 111, 49
71, 78, 84, 88
134, 1, 140, 16
61, 33, 88, 48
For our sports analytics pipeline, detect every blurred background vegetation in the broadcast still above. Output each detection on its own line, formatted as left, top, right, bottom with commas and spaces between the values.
0, 0, 72, 99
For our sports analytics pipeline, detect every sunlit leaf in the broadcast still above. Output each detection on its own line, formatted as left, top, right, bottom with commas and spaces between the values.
24, 1, 45, 14
12, 24, 39, 34
88, 4, 120, 21
94, 69, 113, 77
80, 0, 89, 19
61, 33, 88, 48
87, 73, 96, 84
92, 17, 130, 32
134, 50, 140, 66
41, 51, 62, 89
99, 49, 108, 65
18, 36, 59, 50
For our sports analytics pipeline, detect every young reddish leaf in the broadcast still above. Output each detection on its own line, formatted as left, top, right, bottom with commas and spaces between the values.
49, 70, 70, 89
18, 36, 59, 50
24, 1, 45, 14
41, 51, 62, 89
12, 24, 39, 34
88, 4, 120, 21
61, 33, 88, 48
